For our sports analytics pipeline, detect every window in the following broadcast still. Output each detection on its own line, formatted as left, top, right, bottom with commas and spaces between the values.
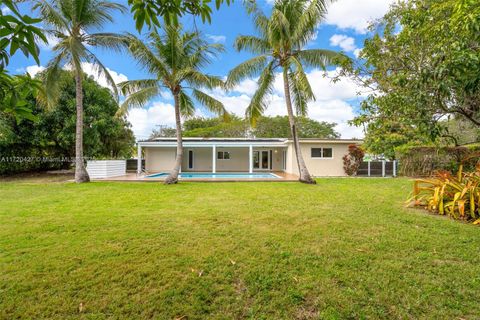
311, 147, 333, 159
217, 151, 230, 160
188, 150, 194, 169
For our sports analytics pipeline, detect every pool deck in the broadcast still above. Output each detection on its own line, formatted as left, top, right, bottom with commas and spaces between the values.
94, 171, 300, 182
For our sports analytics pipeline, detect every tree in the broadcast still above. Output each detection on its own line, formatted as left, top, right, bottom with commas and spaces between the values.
361, 118, 429, 160
128, 0, 233, 31
227, 0, 345, 183
0, 71, 135, 175
343, 0, 480, 141
176, 115, 340, 138
33, 0, 127, 183
118, 26, 228, 184
254, 116, 339, 139
0, 0, 46, 121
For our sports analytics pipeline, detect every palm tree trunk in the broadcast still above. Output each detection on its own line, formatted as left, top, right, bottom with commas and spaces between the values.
282, 69, 316, 184
164, 91, 183, 184
74, 65, 90, 183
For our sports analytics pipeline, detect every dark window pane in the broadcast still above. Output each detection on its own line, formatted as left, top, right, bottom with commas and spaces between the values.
217, 151, 223, 160
224, 152, 230, 160
323, 148, 333, 158
311, 148, 322, 158
188, 150, 193, 168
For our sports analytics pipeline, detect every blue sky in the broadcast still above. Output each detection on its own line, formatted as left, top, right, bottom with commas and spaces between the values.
6, 0, 395, 140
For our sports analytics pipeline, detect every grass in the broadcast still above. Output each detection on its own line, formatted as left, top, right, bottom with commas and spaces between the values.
1, 178, 479, 319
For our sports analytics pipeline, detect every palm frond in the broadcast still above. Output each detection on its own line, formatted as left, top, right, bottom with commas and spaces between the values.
234, 35, 270, 55
118, 79, 160, 96
84, 48, 120, 99
226, 55, 269, 88
295, 49, 345, 69
37, 50, 69, 108
182, 70, 224, 90
178, 90, 195, 118
84, 32, 128, 52
126, 33, 170, 80
246, 61, 276, 125
192, 89, 229, 119
291, 0, 328, 47
118, 86, 161, 114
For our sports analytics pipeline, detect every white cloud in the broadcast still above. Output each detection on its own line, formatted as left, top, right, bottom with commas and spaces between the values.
1, 6, 12, 14
25, 65, 46, 77
353, 48, 362, 58
207, 34, 226, 43
64, 62, 128, 88
329, 34, 357, 52
39, 33, 60, 50
325, 0, 396, 34
126, 101, 176, 140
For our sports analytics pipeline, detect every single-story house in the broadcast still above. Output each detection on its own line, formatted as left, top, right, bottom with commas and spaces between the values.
137, 137, 362, 177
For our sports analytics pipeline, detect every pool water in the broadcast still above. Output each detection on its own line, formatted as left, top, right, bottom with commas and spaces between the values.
146, 172, 280, 179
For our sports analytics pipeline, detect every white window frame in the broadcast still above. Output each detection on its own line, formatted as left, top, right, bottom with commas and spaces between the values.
311, 147, 334, 159
217, 151, 231, 160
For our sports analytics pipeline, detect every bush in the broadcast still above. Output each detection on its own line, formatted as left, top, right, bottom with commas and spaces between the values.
409, 159, 480, 224
396, 145, 480, 177
343, 144, 365, 176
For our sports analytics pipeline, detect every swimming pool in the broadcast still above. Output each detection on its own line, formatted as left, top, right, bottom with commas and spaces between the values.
146, 172, 281, 179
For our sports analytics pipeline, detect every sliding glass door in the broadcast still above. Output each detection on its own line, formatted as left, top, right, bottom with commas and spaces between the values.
253, 150, 270, 170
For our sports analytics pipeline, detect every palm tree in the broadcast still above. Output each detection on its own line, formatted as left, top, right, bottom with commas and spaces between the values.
118, 26, 229, 184
227, 0, 346, 184
34, 0, 127, 183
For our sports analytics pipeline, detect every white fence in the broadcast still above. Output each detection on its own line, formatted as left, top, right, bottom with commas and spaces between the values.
86, 160, 126, 178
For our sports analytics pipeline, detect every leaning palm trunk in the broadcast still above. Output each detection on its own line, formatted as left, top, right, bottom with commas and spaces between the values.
74, 65, 90, 183
164, 92, 183, 184
282, 70, 315, 184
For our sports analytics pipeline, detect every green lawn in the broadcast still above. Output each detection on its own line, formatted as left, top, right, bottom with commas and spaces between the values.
1, 178, 479, 319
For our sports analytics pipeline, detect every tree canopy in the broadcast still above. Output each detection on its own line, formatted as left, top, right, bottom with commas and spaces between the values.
344, 0, 480, 143
0, 71, 135, 175
150, 116, 340, 139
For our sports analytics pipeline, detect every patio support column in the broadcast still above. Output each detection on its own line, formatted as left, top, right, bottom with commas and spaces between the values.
212, 145, 216, 173
382, 160, 386, 177
249, 145, 253, 173
137, 144, 142, 175
393, 160, 397, 177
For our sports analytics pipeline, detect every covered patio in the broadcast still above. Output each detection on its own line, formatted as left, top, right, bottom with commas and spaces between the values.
137, 138, 289, 175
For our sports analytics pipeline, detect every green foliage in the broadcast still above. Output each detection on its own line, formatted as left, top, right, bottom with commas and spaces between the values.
0, 0, 46, 69
343, 0, 480, 139
0, 73, 44, 122
119, 26, 227, 119
361, 119, 430, 159
342, 144, 365, 176
396, 145, 480, 177
253, 116, 339, 138
410, 162, 480, 224
177, 115, 339, 138
128, 0, 233, 31
33, 0, 127, 107
0, 71, 135, 175
228, 0, 346, 124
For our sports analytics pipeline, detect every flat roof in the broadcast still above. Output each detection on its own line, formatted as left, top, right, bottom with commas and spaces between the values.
141, 137, 363, 143
138, 137, 363, 147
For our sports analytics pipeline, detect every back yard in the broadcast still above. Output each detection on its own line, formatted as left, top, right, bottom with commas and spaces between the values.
1, 178, 479, 319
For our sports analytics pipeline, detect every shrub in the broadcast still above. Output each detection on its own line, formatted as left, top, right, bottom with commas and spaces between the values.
409, 157, 480, 224
343, 144, 365, 176
396, 145, 480, 177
